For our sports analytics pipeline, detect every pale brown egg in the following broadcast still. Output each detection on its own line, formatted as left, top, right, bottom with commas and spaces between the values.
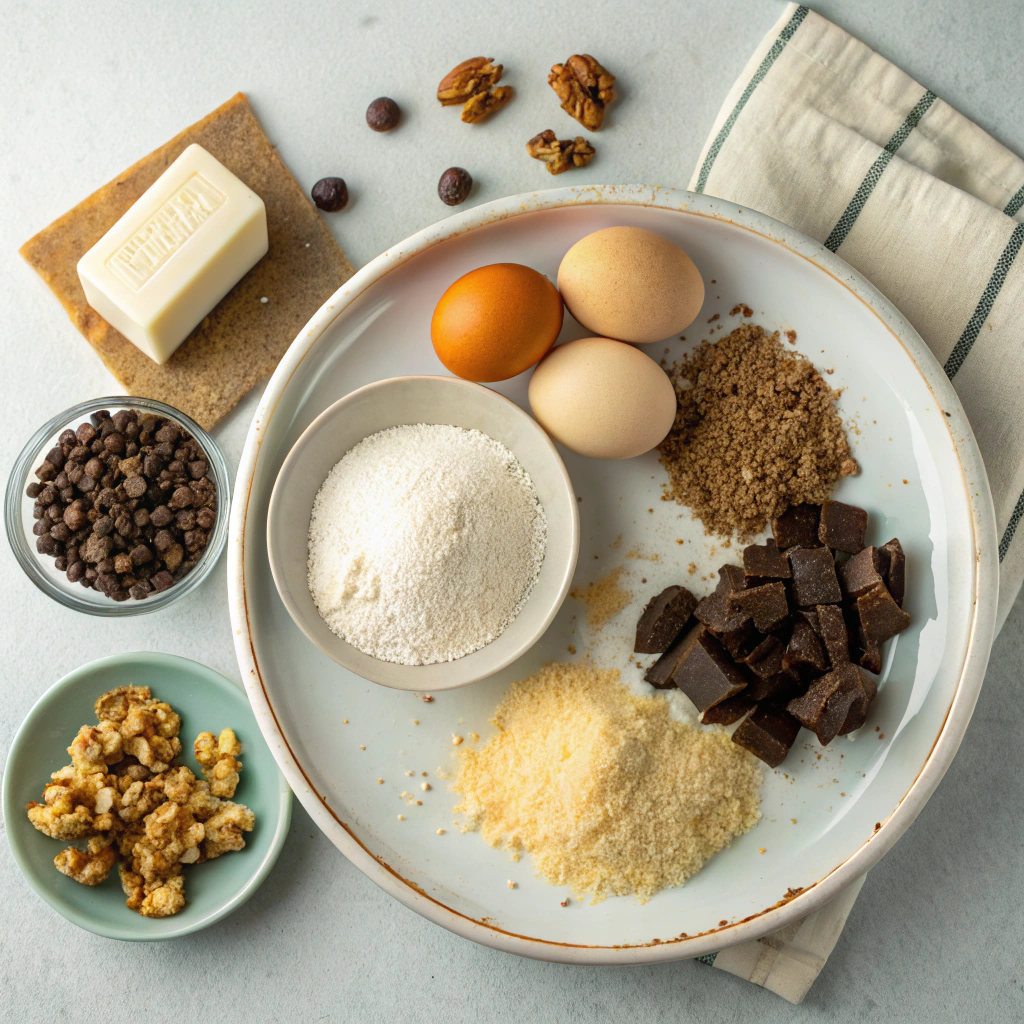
557, 226, 704, 343
528, 337, 677, 460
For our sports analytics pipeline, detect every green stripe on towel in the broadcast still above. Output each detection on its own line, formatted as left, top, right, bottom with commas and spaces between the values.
823, 90, 937, 252
1004, 184, 1024, 218
944, 222, 1024, 377
695, 953, 719, 966
695, 5, 809, 194
999, 488, 1024, 562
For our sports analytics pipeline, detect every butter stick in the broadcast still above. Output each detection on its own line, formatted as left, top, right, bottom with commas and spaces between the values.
77, 143, 268, 365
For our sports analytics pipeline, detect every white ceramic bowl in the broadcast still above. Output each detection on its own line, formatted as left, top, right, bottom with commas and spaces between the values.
266, 375, 579, 690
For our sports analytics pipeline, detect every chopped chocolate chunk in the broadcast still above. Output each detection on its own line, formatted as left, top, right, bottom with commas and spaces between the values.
857, 583, 911, 644
701, 694, 756, 726
694, 591, 754, 655
634, 585, 698, 654
673, 632, 751, 713
795, 607, 819, 633
816, 604, 850, 667
643, 625, 704, 689
838, 671, 878, 735
746, 671, 796, 703
787, 664, 865, 745
732, 581, 790, 633
839, 545, 888, 599
880, 537, 906, 607
818, 499, 868, 553
738, 634, 779, 667
747, 639, 785, 680
783, 619, 828, 676
789, 547, 842, 606
715, 563, 748, 597
771, 503, 822, 549
732, 705, 801, 767
743, 539, 791, 579
852, 622, 883, 674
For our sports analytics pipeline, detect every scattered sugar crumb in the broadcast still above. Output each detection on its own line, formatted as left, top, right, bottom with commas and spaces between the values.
452, 734, 464, 746
569, 566, 631, 630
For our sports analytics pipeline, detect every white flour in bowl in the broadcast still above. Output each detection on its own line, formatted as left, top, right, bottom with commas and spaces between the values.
307, 423, 547, 665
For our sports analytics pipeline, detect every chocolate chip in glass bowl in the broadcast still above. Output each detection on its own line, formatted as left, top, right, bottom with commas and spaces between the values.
438, 167, 472, 206
311, 177, 349, 212
366, 96, 400, 132
24, 406, 218, 603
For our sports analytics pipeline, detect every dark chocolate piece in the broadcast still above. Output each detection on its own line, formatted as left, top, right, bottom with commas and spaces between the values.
715, 563, 748, 597
816, 604, 850, 667
818, 499, 868, 553
838, 672, 878, 735
643, 625, 704, 689
738, 634, 779, 667
838, 545, 888, 599
786, 664, 864, 745
771, 503, 822, 550
694, 590, 754, 656
880, 537, 906, 607
782, 619, 828, 676
673, 632, 751, 713
742, 539, 791, 579
746, 671, 796, 703
855, 637, 883, 674
857, 583, 911, 644
701, 694, 756, 726
788, 547, 842, 606
634, 585, 698, 654
795, 608, 819, 633
732, 581, 790, 633
732, 705, 801, 767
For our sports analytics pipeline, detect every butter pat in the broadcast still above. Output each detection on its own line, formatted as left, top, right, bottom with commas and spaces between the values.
77, 144, 268, 364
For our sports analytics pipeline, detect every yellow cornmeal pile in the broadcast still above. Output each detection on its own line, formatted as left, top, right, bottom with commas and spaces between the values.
569, 565, 631, 629
452, 663, 762, 902
659, 323, 858, 539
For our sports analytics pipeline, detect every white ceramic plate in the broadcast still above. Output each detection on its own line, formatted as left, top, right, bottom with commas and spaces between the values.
228, 185, 998, 963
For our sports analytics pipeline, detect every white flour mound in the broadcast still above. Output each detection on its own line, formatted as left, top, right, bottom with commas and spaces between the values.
307, 423, 547, 665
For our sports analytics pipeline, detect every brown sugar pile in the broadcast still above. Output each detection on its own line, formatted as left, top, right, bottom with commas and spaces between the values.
452, 663, 762, 902
570, 565, 631, 629
659, 324, 857, 539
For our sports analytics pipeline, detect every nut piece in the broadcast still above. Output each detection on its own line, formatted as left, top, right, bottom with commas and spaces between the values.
548, 54, 616, 130
461, 85, 513, 124
437, 57, 502, 106
526, 130, 596, 174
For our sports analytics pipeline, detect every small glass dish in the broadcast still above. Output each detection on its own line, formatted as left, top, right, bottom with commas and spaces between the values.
5, 396, 230, 616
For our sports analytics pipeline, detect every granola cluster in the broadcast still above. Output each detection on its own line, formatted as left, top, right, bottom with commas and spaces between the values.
26, 686, 255, 918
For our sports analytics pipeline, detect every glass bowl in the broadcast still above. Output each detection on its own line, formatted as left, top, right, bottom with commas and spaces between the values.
5, 396, 230, 616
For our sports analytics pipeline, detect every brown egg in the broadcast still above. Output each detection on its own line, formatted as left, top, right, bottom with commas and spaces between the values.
528, 337, 677, 460
431, 263, 564, 382
557, 227, 704, 343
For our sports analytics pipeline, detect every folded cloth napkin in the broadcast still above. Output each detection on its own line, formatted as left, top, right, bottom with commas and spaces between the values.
689, 3, 1024, 1001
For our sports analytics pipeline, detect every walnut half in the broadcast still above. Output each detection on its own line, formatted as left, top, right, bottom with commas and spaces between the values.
438, 57, 502, 106
526, 130, 596, 174
548, 54, 616, 131
438, 57, 512, 123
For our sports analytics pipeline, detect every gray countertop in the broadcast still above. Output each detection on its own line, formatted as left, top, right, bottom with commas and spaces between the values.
2, 1, 1021, 1019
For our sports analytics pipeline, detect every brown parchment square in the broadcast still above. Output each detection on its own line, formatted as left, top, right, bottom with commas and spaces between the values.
19, 92, 353, 429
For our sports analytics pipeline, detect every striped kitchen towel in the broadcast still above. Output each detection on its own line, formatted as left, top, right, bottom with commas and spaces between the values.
690, 3, 1024, 1002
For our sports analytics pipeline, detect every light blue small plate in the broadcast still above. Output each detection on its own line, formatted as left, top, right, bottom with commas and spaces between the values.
2, 652, 292, 940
